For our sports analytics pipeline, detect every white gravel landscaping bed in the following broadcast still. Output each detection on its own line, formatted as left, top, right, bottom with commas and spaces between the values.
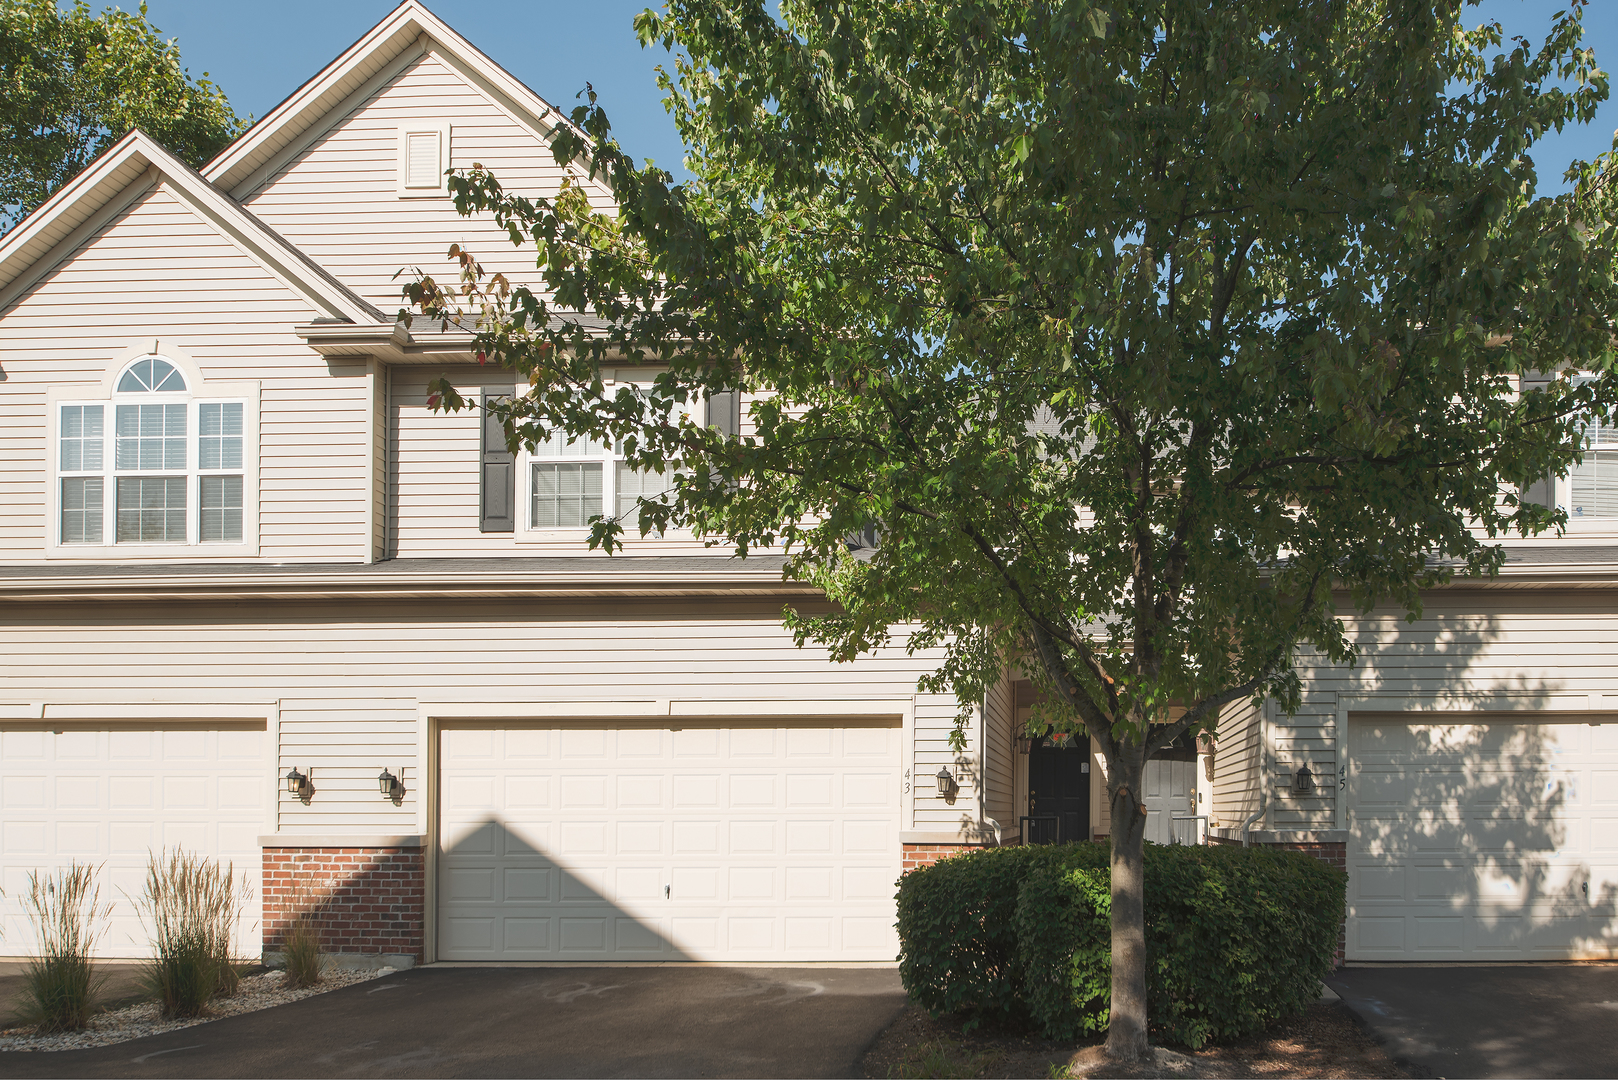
0, 966, 394, 1053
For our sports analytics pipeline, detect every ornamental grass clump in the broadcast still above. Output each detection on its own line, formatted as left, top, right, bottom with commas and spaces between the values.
138, 848, 253, 1018
280, 879, 324, 989
19, 862, 111, 1032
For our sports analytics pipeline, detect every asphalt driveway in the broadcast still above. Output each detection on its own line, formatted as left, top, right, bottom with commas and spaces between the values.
0, 965, 907, 1079
1327, 964, 1618, 1079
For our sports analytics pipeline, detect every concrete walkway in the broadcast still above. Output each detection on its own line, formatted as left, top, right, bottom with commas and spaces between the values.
0, 965, 908, 1078
1327, 964, 1618, 1079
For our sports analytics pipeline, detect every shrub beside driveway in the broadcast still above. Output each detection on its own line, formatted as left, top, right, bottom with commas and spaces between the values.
897, 842, 1346, 1047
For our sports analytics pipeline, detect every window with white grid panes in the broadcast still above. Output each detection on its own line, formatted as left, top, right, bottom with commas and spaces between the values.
524, 387, 691, 532
56, 356, 246, 546
1565, 377, 1618, 521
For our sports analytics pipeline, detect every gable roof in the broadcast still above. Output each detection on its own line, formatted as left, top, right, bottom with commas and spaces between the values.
0, 129, 386, 323
202, 0, 604, 200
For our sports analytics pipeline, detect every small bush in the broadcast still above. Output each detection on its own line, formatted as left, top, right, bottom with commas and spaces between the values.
896, 844, 1101, 1029
1016, 843, 1347, 1048
137, 849, 253, 1019
19, 863, 111, 1032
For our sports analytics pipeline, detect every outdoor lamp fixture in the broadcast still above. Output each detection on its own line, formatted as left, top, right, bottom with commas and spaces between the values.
1293, 763, 1316, 795
284, 767, 311, 800
936, 766, 960, 800
1014, 733, 1033, 755
378, 767, 403, 800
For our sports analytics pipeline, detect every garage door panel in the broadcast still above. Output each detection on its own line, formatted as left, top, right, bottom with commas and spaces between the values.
786, 820, 832, 854
673, 820, 720, 854
674, 728, 720, 757
787, 728, 834, 756
674, 774, 721, 808
673, 866, 718, 898
561, 775, 607, 808
1348, 716, 1618, 961
1594, 818, 1618, 852
438, 721, 901, 961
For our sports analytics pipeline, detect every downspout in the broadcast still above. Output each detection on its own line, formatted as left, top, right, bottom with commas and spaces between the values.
1243, 696, 1272, 846
978, 695, 1002, 845
1241, 795, 1267, 847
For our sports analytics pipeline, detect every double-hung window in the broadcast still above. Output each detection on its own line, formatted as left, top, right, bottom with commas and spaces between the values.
522, 386, 690, 534
1564, 375, 1618, 522
54, 355, 249, 549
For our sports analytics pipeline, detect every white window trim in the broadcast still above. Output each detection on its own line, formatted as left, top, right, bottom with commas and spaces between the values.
46, 364, 261, 560
514, 377, 701, 544
397, 123, 451, 197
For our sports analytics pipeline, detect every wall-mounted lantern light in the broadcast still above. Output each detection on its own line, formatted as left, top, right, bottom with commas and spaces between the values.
1014, 733, 1033, 755
284, 767, 311, 801
1293, 763, 1316, 795
936, 765, 959, 800
378, 767, 403, 801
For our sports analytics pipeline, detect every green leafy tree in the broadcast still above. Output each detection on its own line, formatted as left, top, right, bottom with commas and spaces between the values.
0, 0, 243, 234
406, 0, 1618, 1060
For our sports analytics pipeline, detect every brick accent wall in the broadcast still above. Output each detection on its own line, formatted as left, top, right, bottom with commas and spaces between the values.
901, 842, 998, 872
262, 847, 425, 962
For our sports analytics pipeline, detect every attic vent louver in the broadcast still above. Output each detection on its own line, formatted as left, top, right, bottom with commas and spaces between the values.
398, 124, 449, 194
406, 132, 439, 185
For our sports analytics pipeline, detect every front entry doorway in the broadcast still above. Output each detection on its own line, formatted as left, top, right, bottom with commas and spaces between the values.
1027, 736, 1091, 844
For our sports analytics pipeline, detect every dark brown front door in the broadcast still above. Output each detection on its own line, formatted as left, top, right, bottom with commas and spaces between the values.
1028, 736, 1091, 844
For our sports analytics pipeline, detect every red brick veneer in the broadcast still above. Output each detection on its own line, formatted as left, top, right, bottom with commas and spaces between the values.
262, 847, 424, 962
901, 842, 998, 871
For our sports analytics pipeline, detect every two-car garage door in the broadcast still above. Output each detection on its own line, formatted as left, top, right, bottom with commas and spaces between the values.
1348, 716, 1618, 960
437, 721, 902, 962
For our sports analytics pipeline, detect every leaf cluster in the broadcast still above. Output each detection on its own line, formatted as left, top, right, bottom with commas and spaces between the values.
0, 0, 243, 233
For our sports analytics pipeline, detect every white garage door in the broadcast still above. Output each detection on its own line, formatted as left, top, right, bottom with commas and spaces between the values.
438, 721, 902, 961
0, 723, 266, 958
1347, 716, 1618, 960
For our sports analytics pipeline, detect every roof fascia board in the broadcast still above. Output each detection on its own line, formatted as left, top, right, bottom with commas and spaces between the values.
203, 1, 431, 191
225, 38, 427, 202
153, 154, 383, 324
0, 135, 153, 305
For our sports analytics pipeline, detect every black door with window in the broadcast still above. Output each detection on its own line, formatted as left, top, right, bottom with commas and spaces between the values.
1027, 737, 1091, 844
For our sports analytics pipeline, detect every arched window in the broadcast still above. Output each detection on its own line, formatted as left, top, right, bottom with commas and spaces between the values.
116, 356, 187, 393
56, 355, 245, 546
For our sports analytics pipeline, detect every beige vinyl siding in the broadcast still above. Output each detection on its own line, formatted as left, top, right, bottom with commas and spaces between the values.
1, 597, 963, 837
983, 671, 1015, 830
0, 183, 370, 563
240, 49, 583, 311
911, 693, 982, 834
1210, 697, 1262, 832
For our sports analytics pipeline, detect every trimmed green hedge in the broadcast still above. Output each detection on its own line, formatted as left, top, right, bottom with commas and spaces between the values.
896, 842, 1346, 1048
894, 844, 1088, 1028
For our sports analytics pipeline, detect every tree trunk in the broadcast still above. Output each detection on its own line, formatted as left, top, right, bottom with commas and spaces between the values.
1104, 746, 1151, 1062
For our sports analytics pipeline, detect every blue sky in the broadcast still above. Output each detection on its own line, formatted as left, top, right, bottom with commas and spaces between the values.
142, 0, 1618, 194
